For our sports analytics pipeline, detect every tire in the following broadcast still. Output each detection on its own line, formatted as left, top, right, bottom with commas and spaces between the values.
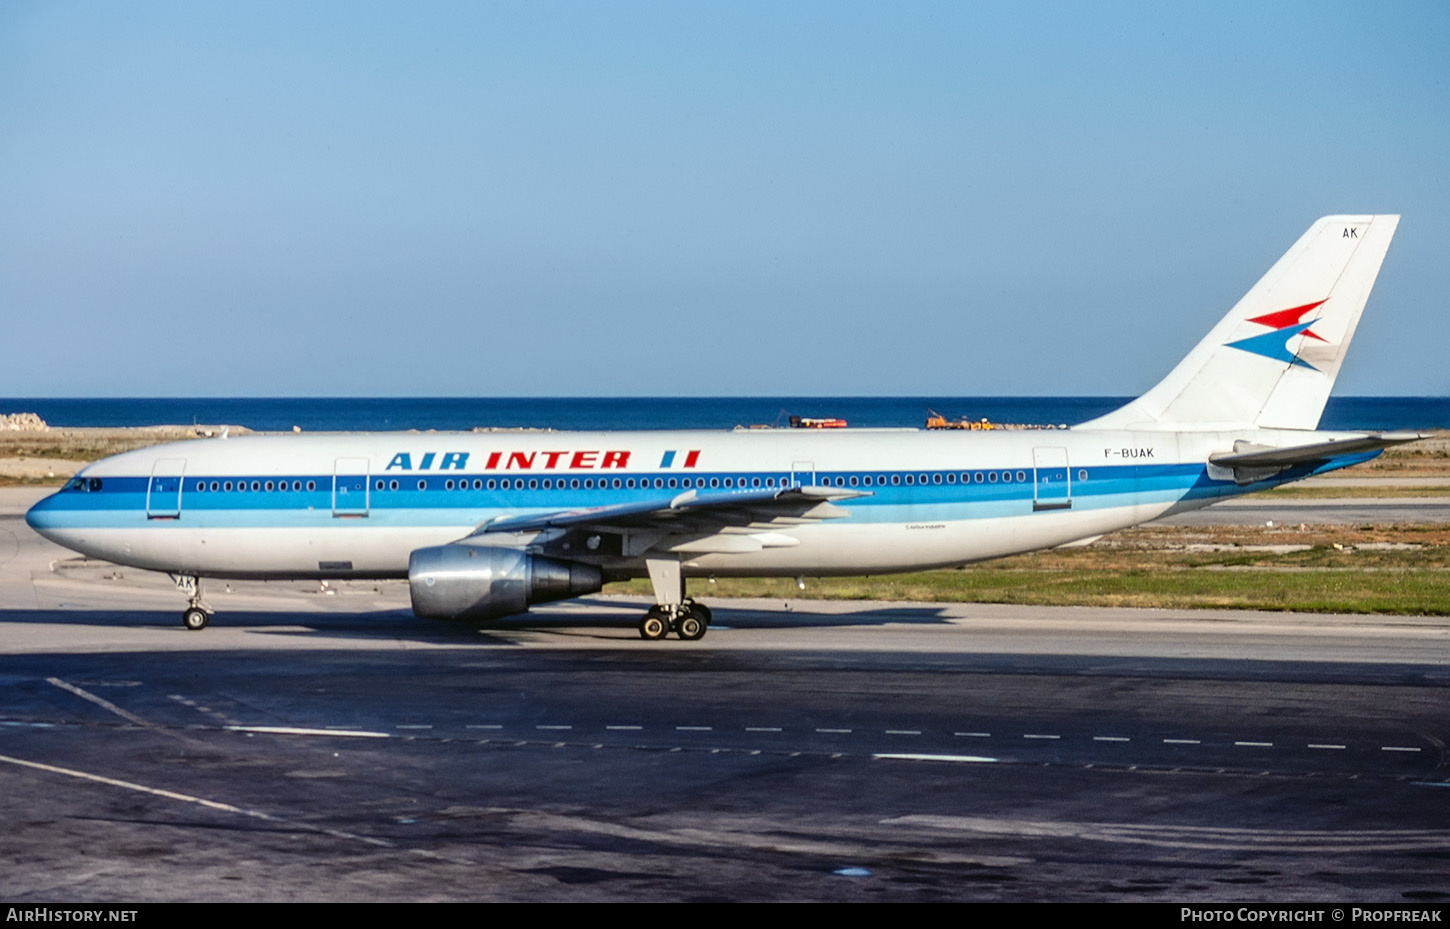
638, 611, 668, 640
676, 611, 706, 641
183, 607, 210, 631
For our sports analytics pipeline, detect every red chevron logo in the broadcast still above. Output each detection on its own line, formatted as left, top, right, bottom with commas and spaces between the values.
1245, 299, 1328, 341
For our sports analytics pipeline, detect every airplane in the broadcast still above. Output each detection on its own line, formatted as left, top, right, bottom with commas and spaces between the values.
25, 214, 1420, 640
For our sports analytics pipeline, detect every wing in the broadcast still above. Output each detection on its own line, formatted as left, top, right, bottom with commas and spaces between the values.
470, 484, 871, 557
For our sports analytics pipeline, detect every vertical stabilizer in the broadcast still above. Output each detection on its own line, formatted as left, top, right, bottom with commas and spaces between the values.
1077, 215, 1398, 431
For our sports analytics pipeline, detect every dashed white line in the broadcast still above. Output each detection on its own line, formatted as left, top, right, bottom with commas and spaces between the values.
745, 727, 783, 733
606, 725, 643, 731
1023, 734, 1060, 740
466, 724, 503, 730
885, 730, 922, 736
1382, 746, 1422, 753
226, 725, 389, 739
395, 724, 433, 730
1163, 739, 1201, 745
1093, 736, 1130, 743
816, 728, 852, 734
676, 726, 712, 732
1308, 743, 1346, 750
955, 732, 991, 738
535, 725, 572, 731
874, 753, 998, 764
1234, 741, 1273, 748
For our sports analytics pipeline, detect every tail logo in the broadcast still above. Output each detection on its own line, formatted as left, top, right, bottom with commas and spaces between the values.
1224, 299, 1328, 370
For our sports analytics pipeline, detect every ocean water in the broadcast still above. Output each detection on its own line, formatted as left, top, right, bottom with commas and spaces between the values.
1, 397, 1446, 433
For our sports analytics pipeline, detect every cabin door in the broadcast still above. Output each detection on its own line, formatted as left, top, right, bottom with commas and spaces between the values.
332, 458, 370, 517
1032, 447, 1072, 511
790, 460, 816, 487
146, 458, 186, 519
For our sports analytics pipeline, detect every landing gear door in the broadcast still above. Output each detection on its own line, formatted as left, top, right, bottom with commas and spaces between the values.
333, 457, 370, 517
1032, 447, 1071, 511
146, 458, 186, 519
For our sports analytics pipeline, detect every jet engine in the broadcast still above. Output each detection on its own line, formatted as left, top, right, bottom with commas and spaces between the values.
408, 544, 602, 620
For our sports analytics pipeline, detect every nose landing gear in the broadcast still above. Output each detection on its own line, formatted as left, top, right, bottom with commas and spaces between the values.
171, 574, 214, 630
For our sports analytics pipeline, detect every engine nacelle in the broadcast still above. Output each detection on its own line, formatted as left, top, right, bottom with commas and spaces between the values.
408, 544, 603, 620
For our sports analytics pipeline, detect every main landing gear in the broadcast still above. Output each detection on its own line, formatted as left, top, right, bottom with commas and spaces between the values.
638, 557, 712, 641
638, 599, 713, 641
171, 574, 214, 631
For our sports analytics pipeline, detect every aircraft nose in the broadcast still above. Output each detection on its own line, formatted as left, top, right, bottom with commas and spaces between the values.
25, 492, 65, 540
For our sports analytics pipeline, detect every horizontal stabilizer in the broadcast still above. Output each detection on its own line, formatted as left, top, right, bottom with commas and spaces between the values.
1209, 432, 1425, 469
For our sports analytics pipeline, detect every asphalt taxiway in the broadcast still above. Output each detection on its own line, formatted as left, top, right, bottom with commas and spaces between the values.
1, 488, 1447, 902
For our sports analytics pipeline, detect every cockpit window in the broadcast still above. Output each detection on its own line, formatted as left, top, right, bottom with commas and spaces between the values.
66, 477, 103, 492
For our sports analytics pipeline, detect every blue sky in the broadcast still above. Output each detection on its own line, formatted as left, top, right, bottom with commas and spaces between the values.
2, 1, 1446, 397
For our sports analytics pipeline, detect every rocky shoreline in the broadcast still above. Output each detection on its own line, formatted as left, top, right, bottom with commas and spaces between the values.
0, 417, 252, 482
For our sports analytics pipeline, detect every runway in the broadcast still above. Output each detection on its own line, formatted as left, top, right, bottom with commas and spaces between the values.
1157, 496, 1450, 526
1, 488, 1447, 902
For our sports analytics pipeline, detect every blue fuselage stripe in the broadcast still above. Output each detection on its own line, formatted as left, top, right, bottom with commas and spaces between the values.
29, 456, 1370, 531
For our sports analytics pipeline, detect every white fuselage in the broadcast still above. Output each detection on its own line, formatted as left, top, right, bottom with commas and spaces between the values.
24, 425, 1367, 582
